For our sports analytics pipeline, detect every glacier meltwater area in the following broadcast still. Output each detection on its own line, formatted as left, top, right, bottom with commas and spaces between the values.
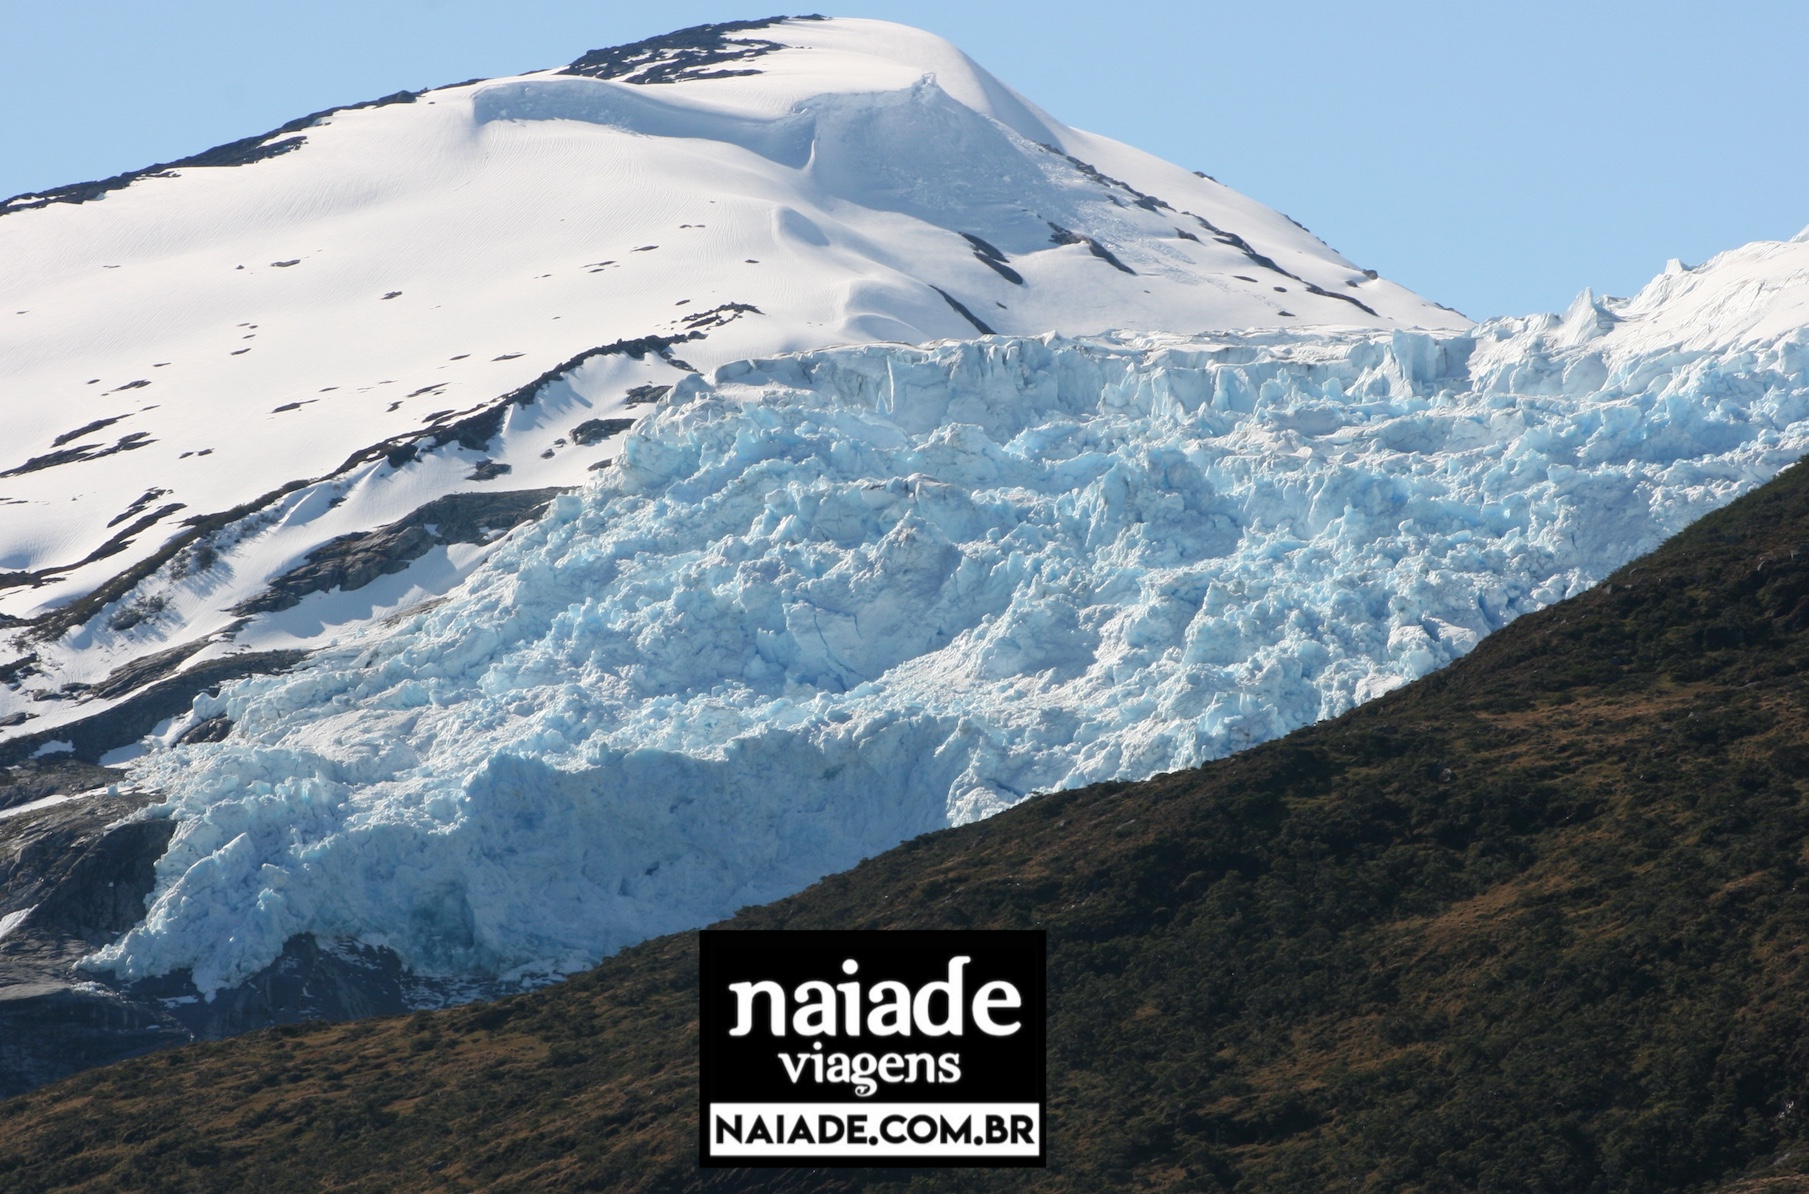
93, 320, 1809, 994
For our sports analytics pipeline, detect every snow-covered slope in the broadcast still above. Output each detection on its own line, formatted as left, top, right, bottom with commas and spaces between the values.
87, 232, 1809, 994
0, 17, 1458, 753
5, 15, 1807, 1007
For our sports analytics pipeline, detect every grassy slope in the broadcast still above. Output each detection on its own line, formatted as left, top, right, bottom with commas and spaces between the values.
4, 461, 1809, 1192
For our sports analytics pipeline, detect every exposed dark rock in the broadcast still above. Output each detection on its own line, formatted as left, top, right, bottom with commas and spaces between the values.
0, 934, 417, 1100
1188, 214, 1381, 318
466, 459, 513, 482
623, 383, 672, 405
961, 232, 1024, 282
14, 312, 758, 639
25, 820, 176, 943
0, 651, 308, 766
1, 92, 416, 219
975, 255, 1025, 285
0, 770, 427, 1097
1032, 141, 1383, 319
0, 502, 186, 596
0, 654, 39, 689
51, 416, 129, 449
561, 17, 822, 85
1301, 279, 1378, 317
1040, 144, 1175, 215
442, 405, 508, 451
174, 716, 231, 745
960, 231, 1009, 262
0, 431, 156, 479
128, 935, 411, 1042
90, 642, 208, 702
1047, 222, 1136, 275
568, 418, 635, 446
105, 595, 166, 633
679, 301, 763, 330
0, 985, 188, 1101
0, 758, 118, 814
492, 321, 748, 413
0, 779, 414, 1096
105, 487, 169, 528
931, 286, 997, 335
232, 488, 563, 617
16, 478, 321, 636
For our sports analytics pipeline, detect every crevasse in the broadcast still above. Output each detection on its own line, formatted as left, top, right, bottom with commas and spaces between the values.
92, 321, 1809, 994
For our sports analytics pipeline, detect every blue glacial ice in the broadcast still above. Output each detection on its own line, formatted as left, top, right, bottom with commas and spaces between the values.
92, 320, 1809, 993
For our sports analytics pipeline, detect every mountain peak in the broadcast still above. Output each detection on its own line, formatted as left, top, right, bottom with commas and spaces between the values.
0, 17, 1458, 719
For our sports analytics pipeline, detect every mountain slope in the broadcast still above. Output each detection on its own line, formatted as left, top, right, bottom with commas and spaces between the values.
3, 437, 1808, 1191
0, 235, 1803, 1062
3, 15, 1807, 1096
0, 16, 1457, 759
56, 231, 1809, 1001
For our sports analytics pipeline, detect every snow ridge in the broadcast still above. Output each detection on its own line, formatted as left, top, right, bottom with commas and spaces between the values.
90, 309, 1809, 994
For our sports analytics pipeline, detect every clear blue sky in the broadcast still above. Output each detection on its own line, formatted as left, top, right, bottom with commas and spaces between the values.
4, 1, 1805, 320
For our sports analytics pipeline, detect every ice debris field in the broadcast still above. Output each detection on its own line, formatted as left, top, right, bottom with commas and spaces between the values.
93, 277, 1809, 993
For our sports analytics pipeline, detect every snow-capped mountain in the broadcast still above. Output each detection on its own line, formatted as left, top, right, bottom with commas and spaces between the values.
1, 16, 1458, 759
2, 17, 1807, 1017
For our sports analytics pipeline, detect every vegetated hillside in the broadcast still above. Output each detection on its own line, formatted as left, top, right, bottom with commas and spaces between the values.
4, 460, 1809, 1192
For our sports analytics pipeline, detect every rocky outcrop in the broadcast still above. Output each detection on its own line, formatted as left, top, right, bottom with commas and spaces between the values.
0, 650, 308, 766
0, 768, 178, 1097
0, 761, 414, 1098
231, 487, 563, 617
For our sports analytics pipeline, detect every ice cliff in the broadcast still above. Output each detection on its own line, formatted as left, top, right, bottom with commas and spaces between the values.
91, 266, 1809, 992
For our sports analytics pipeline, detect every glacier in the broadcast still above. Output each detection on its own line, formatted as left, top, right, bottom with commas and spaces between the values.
89, 275, 1809, 994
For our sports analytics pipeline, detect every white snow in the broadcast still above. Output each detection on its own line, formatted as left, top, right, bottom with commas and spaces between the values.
0, 907, 35, 941
3, 16, 1804, 1003
0, 792, 89, 821
0, 17, 1458, 744
88, 264, 1809, 992
98, 742, 148, 767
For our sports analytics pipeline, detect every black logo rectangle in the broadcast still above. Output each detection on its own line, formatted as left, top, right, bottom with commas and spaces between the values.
698, 929, 1046, 1167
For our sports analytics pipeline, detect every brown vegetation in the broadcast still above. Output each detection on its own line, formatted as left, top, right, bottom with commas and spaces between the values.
5, 459, 1809, 1191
